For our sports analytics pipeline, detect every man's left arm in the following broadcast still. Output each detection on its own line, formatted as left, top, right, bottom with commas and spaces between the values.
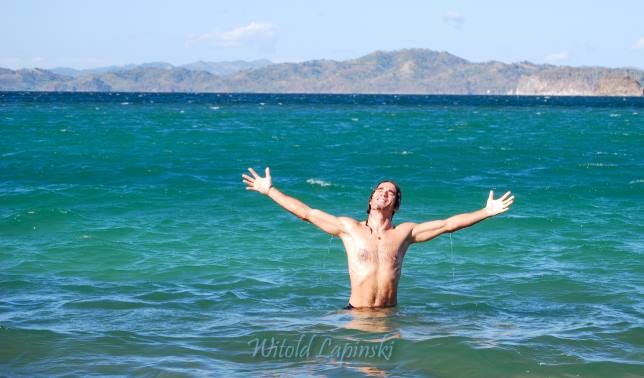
408, 190, 514, 243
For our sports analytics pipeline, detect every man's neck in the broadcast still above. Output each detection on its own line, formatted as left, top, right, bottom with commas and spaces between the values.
366, 210, 393, 234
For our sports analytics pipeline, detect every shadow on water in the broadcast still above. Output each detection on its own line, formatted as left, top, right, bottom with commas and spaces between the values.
342, 307, 402, 336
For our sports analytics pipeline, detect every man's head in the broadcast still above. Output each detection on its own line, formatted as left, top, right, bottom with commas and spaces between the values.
366, 180, 402, 218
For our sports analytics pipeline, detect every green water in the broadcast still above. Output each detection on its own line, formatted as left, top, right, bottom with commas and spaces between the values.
1, 93, 642, 377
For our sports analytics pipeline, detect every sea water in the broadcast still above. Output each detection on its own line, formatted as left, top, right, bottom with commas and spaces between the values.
1, 92, 642, 377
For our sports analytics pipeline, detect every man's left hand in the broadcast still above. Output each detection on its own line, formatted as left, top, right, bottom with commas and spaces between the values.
485, 190, 514, 216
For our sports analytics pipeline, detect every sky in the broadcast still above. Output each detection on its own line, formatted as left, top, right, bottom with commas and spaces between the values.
2, 0, 643, 70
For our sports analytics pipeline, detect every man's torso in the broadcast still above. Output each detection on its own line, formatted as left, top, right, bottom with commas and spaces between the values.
339, 219, 414, 308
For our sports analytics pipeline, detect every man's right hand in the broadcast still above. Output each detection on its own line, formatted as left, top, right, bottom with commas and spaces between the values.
242, 167, 272, 195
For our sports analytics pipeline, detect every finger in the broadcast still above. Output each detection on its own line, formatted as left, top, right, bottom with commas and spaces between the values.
488, 190, 494, 201
248, 167, 259, 178
243, 179, 254, 186
500, 191, 511, 200
265, 167, 271, 178
245, 187, 257, 191
241, 174, 254, 181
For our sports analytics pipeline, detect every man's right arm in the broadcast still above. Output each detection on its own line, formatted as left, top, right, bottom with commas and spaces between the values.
242, 167, 351, 237
267, 185, 350, 236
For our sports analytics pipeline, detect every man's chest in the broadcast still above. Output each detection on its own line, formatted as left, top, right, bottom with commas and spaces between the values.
348, 233, 408, 265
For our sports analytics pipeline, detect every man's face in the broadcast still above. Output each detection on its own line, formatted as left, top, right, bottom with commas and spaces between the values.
369, 182, 399, 212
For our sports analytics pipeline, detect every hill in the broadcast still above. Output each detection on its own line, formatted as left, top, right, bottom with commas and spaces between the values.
1, 49, 641, 95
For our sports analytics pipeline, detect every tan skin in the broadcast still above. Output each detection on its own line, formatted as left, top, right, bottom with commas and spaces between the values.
242, 167, 515, 309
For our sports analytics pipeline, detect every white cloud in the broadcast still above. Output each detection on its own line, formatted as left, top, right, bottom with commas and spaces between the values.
633, 37, 644, 49
443, 11, 465, 27
188, 22, 277, 47
545, 51, 569, 62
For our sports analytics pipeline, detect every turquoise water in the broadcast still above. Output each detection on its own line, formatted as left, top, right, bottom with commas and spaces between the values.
1, 92, 642, 377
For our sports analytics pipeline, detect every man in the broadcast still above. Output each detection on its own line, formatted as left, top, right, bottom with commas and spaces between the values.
242, 167, 514, 309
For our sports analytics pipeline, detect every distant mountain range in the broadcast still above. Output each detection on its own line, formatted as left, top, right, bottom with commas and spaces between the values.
1, 49, 642, 96
47, 59, 273, 77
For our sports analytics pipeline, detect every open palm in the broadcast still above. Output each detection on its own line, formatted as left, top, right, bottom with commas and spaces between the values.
485, 190, 514, 216
242, 167, 272, 194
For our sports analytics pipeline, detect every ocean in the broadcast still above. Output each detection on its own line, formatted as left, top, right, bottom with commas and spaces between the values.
1, 92, 642, 377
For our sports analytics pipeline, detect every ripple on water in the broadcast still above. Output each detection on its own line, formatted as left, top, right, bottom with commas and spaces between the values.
2, 93, 643, 376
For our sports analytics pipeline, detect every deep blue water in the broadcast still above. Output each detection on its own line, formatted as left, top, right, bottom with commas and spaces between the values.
1, 92, 643, 377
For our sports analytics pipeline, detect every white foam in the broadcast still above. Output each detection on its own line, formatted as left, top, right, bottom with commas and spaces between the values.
306, 178, 332, 187
584, 163, 618, 167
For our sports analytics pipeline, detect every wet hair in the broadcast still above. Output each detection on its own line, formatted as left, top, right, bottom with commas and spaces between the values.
366, 180, 402, 220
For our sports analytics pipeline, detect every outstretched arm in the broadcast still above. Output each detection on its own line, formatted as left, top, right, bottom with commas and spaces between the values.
242, 167, 350, 236
409, 190, 514, 243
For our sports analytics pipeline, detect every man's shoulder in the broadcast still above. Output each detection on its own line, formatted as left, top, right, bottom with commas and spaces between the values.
394, 222, 417, 234
337, 216, 361, 226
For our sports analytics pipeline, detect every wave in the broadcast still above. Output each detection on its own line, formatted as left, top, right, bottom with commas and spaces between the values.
581, 163, 618, 168
306, 178, 332, 187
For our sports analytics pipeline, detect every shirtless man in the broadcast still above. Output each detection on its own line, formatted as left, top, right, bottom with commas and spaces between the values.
242, 167, 514, 309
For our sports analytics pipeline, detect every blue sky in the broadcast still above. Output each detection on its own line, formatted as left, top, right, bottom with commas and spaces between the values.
2, 0, 643, 69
